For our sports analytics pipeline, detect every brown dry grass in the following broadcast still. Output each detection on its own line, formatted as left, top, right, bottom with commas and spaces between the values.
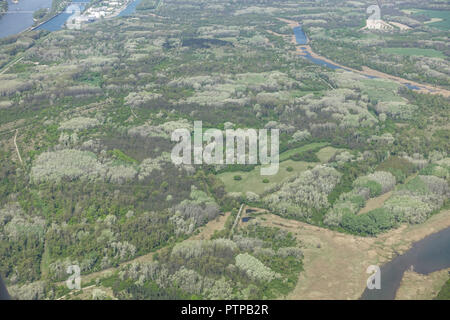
395, 268, 450, 300
358, 191, 392, 215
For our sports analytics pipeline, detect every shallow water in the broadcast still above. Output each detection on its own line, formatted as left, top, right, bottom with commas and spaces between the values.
292, 25, 430, 89
360, 226, 450, 300
294, 26, 343, 70
118, 0, 143, 17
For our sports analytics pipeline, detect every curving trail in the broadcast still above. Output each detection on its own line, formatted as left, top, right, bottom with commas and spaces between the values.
14, 129, 23, 164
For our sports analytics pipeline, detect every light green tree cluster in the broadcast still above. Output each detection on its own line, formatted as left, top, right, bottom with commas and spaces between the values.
264, 165, 341, 218
235, 253, 280, 282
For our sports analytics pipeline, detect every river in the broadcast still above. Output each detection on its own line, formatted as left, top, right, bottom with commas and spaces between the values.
35, 0, 91, 32
118, 0, 142, 17
361, 226, 450, 300
0, 0, 52, 38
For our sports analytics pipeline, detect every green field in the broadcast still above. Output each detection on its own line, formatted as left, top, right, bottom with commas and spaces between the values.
381, 47, 446, 59
218, 160, 315, 195
359, 79, 403, 103
316, 146, 341, 163
411, 9, 450, 30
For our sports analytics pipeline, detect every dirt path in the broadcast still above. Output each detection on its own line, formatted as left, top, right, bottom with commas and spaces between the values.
229, 204, 244, 238
13, 129, 23, 164
257, 209, 450, 300
358, 191, 392, 215
277, 18, 450, 98
0, 57, 24, 75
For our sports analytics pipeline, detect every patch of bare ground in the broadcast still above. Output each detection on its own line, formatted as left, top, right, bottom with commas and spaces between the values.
358, 191, 392, 215
58, 285, 116, 300
254, 209, 450, 300
389, 22, 412, 30
277, 17, 299, 28
190, 212, 231, 240
395, 268, 450, 300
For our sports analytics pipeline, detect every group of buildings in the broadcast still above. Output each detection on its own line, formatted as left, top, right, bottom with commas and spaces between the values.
72, 0, 131, 25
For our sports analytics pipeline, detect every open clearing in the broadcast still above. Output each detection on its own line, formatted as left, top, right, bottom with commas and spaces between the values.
219, 144, 333, 195
279, 142, 329, 161
255, 209, 450, 300
316, 146, 340, 163
388, 22, 412, 30
190, 212, 232, 240
219, 160, 315, 194
358, 191, 392, 215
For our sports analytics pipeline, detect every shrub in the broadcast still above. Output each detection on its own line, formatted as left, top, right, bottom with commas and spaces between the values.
340, 208, 395, 236
235, 253, 280, 282
290, 149, 320, 162
59, 117, 100, 131
265, 165, 341, 219
353, 177, 382, 197
376, 156, 415, 183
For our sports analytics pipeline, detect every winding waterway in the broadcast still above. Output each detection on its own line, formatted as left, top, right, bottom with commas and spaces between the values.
361, 226, 450, 300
